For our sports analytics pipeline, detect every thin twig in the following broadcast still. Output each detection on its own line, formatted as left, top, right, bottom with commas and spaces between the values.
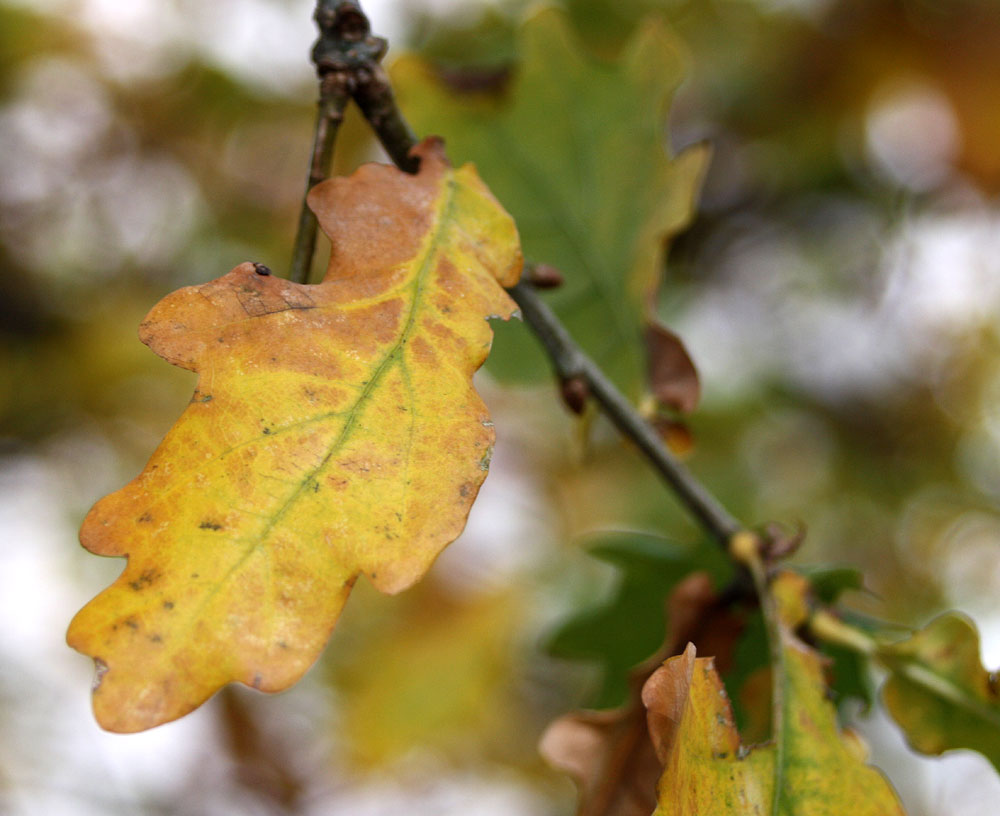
289, 72, 350, 284
353, 61, 420, 173
509, 281, 743, 545
289, 0, 389, 283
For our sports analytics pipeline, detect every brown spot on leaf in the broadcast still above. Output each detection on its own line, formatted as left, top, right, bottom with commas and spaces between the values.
199, 520, 223, 531
409, 335, 437, 365
129, 569, 159, 591
326, 475, 349, 491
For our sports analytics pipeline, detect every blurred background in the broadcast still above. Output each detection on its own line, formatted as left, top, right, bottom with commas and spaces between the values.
2, 0, 1000, 813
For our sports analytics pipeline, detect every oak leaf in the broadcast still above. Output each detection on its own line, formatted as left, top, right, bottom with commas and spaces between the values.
541, 572, 744, 816
548, 534, 731, 709
880, 612, 1000, 772
642, 573, 905, 815
66, 138, 522, 732
392, 9, 705, 406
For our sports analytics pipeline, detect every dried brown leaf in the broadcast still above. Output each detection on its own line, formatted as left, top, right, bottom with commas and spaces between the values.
644, 324, 700, 415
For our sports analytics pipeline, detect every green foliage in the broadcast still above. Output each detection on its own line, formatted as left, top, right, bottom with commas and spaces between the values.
800, 566, 865, 606
393, 8, 707, 402
548, 533, 731, 708
881, 613, 1000, 772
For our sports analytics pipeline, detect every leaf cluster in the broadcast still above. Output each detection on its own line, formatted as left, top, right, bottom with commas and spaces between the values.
52, 3, 1000, 814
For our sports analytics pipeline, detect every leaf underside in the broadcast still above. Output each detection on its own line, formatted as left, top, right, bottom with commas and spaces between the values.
67, 138, 522, 732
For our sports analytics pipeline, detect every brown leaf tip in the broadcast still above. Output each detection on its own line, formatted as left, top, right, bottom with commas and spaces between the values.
644, 323, 700, 414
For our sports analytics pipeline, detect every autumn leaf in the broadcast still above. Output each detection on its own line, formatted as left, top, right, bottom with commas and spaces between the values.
642, 573, 905, 815
393, 8, 706, 405
541, 572, 744, 816
880, 612, 1000, 772
645, 325, 700, 415
66, 138, 522, 732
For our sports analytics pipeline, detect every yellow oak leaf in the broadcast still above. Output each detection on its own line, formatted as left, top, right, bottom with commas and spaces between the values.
642, 573, 905, 815
644, 643, 905, 815
66, 138, 522, 732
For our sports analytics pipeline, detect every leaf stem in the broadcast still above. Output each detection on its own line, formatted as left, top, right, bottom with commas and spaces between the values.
730, 533, 785, 815
809, 610, 877, 656
810, 610, 1000, 727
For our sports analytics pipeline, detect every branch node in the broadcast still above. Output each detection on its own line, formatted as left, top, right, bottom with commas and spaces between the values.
560, 376, 590, 415
526, 263, 565, 289
312, 1, 385, 75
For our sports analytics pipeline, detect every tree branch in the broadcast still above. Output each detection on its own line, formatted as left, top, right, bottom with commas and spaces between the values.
508, 280, 743, 545
289, 1, 390, 283
352, 61, 420, 173
289, 71, 350, 284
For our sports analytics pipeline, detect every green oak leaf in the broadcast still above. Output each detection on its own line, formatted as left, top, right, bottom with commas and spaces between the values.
880, 612, 1000, 772
392, 7, 707, 402
548, 533, 730, 708
798, 565, 866, 605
